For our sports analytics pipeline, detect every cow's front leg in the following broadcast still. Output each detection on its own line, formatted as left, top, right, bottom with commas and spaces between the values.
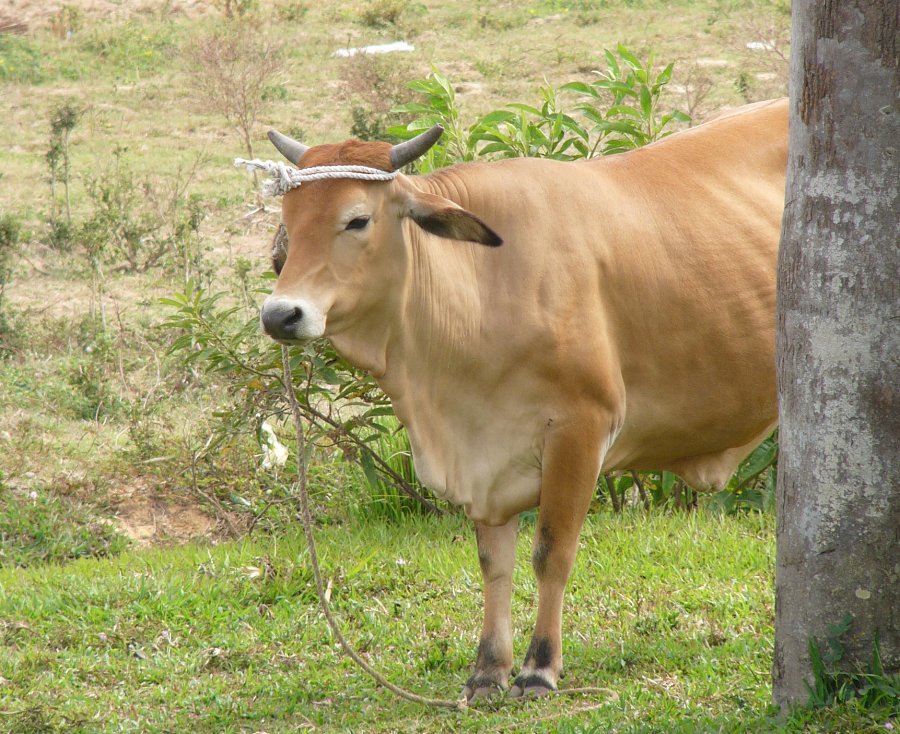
463, 515, 518, 702
510, 420, 604, 698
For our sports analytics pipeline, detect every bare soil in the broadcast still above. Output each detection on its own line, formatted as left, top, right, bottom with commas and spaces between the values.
110, 478, 217, 545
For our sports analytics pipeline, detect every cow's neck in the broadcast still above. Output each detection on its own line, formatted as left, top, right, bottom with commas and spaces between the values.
396, 222, 480, 384
326, 225, 481, 396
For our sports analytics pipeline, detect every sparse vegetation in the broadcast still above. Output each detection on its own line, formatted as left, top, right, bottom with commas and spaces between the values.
0, 33, 43, 83
339, 52, 414, 141
0, 214, 21, 355
354, 0, 416, 28
189, 21, 285, 169
0, 482, 129, 567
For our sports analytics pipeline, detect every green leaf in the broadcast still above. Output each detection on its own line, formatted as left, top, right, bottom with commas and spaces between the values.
603, 48, 620, 77
737, 439, 778, 484
617, 45, 643, 72
476, 110, 517, 126
661, 471, 676, 493
391, 102, 437, 115
560, 81, 596, 96
607, 104, 642, 119
507, 102, 543, 116
592, 80, 639, 98
656, 62, 675, 86
639, 84, 652, 119
359, 450, 382, 492
364, 406, 397, 418
478, 142, 516, 156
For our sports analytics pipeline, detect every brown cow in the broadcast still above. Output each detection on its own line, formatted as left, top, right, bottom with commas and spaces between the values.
259, 98, 787, 700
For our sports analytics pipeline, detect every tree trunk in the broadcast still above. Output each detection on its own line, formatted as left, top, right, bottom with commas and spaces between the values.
774, 0, 899, 710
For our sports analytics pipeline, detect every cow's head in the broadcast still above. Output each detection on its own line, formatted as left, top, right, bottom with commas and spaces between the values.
259, 126, 501, 344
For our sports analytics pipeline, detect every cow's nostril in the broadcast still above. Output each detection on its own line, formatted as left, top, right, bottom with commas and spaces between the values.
262, 300, 306, 339
284, 306, 303, 328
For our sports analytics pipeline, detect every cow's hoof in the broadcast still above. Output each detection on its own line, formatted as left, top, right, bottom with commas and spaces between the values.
509, 673, 555, 699
463, 676, 506, 703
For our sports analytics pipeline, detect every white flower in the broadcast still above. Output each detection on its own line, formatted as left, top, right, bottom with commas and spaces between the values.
260, 421, 288, 470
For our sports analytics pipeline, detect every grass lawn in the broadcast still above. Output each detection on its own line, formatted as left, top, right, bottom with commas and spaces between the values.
1, 508, 892, 732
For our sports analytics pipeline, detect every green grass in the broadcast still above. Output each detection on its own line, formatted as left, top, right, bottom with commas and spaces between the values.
0, 482, 129, 567
0, 509, 891, 732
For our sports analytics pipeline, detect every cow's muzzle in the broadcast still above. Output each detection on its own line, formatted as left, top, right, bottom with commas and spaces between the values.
260, 296, 325, 342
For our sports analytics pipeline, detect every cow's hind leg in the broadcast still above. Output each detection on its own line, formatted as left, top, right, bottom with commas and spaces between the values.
510, 419, 603, 698
463, 515, 518, 702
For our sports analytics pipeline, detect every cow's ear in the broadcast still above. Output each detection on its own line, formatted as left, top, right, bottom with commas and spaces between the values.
404, 192, 502, 247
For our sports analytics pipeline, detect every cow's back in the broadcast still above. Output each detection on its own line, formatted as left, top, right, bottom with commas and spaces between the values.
421, 99, 788, 489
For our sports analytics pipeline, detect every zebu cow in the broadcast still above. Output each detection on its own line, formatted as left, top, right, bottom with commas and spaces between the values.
259, 98, 788, 700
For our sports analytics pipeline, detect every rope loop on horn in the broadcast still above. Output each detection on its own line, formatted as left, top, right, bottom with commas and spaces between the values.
234, 158, 398, 197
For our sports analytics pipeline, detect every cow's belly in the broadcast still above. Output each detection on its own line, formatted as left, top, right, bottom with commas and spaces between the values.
404, 412, 544, 526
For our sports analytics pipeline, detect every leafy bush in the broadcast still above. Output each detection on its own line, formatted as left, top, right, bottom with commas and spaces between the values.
390, 46, 690, 172
78, 146, 207, 277
354, 0, 415, 27
471, 84, 589, 160
63, 362, 120, 420
48, 4, 83, 39
598, 433, 778, 514
46, 100, 81, 230
339, 53, 414, 143
562, 46, 691, 153
714, 430, 778, 513
161, 280, 443, 519
275, 1, 310, 21
391, 70, 478, 171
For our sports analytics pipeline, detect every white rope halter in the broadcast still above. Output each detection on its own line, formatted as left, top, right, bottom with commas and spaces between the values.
234, 158, 398, 197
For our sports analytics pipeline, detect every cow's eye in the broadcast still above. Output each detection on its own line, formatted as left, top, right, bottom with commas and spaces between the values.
271, 223, 288, 275
346, 216, 370, 231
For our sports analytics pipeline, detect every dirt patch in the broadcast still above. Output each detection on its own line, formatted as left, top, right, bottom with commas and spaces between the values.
111, 480, 217, 546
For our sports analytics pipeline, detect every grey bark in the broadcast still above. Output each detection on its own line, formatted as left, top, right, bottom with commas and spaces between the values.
774, 0, 899, 709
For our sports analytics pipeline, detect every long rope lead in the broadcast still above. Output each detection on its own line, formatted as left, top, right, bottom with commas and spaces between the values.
281, 346, 467, 710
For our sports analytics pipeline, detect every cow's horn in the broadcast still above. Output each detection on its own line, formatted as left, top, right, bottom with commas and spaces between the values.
268, 129, 309, 165
389, 124, 444, 170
